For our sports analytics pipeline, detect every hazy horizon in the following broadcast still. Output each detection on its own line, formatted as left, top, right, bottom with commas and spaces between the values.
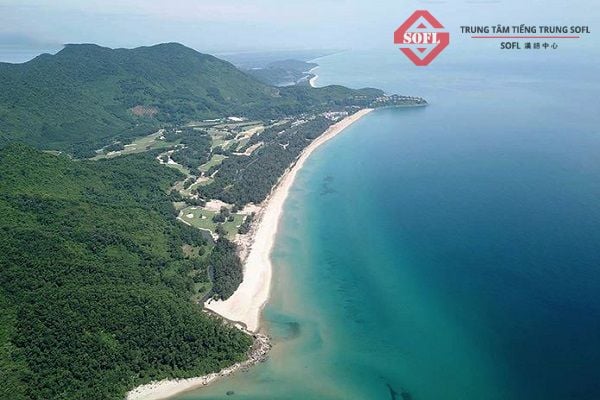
1, 0, 598, 63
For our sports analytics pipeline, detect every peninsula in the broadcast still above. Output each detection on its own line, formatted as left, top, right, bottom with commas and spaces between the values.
0, 43, 426, 400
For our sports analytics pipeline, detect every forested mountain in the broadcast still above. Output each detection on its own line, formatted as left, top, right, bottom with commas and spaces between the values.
0, 43, 407, 400
245, 59, 318, 86
0, 43, 382, 157
0, 43, 271, 156
0, 145, 251, 400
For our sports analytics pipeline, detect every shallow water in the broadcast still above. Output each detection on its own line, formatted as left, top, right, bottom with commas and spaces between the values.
178, 49, 600, 400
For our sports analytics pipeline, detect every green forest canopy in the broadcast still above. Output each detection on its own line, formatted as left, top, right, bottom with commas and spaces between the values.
0, 144, 251, 400
0, 42, 413, 400
0, 43, 383, 157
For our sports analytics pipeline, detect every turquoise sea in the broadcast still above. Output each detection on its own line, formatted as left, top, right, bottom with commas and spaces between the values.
178, 49, 600, 399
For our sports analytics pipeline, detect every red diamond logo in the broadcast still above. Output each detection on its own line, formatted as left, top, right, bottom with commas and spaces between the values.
393, 10, 450, 66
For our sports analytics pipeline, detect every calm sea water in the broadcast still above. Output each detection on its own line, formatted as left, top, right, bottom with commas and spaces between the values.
179, 49, 600, 399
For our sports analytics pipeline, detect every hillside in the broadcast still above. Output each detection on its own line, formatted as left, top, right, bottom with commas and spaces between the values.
0, 43, 274, 156
0, 43, 420, 399
0, 43, 383, 157
246, 59, 318, 86
0, 144, 252, 400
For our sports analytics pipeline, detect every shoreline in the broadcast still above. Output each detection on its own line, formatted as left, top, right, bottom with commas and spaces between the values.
204, 108, 373, 332
308, 66, 319, 87
126, 334, 270, 400
126, 108, 374, 400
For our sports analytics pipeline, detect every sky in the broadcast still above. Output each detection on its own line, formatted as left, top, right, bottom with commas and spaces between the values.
0, 0, 598, 60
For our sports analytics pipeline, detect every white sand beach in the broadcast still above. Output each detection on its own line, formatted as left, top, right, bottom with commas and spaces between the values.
308, 66, 319, 87
126, 335, 270, 400
127, 108, 373, 400
127, 376, 218, 400
205, 108, 373, 332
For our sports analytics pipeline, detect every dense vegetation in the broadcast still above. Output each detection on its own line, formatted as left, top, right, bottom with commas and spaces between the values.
197, 116, 335, 204
208, 239, 244, 300
0, 43, 424, 400
165, 128, 212, 170
0, 43, 383, 157
238, 213, 255, 235
246, 59, 318, 86
0, 144, 251, 400
0, 43, 275, 157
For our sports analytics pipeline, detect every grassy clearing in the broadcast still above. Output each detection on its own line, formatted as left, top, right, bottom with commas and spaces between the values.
199, 154, 227, 173
198, 178, 214, 186
93, 131, 173, 160
165, 161, 191, 176
189, 178, 213, 192
210, 138, 226, 149
172, 201, 188, 211
180, 207, 244, 238
186, 121, 221, 128
215, 121, 262, 130
238, 125, 263, 138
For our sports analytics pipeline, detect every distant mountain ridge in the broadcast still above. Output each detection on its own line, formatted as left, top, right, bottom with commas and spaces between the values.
246, 59, 319, 86
0, 43, 382, 157
0, 43, 273, 156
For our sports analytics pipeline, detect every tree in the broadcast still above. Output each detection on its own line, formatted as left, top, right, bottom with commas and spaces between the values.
215, 224, 227, 237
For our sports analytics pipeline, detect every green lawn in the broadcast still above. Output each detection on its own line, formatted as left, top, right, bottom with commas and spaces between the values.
216, 121, 262, 130
165, 161, 191, 176
93, 131, 173, 159
189, 178, 214, 192
186, 121, 221, 128
180, 207, 244, 238
172, 201, 188, 211
199, 154, 227, 173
